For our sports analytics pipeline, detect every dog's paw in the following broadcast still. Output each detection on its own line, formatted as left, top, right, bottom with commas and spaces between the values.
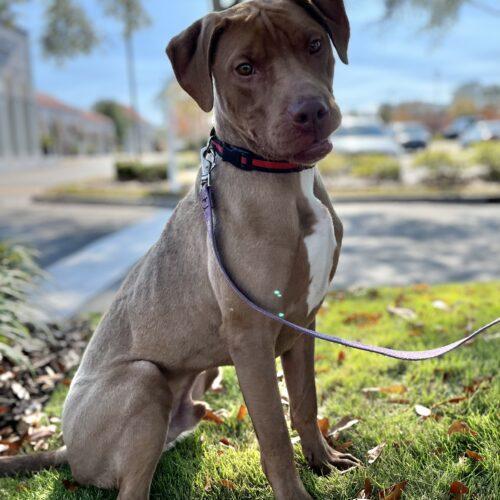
304, 438, 362, 475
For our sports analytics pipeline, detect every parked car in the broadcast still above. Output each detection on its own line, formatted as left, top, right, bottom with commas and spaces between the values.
442, 116, 477, 139
391, 121, 431, 150
460, 120, 500, 147
332, 116, 402, 156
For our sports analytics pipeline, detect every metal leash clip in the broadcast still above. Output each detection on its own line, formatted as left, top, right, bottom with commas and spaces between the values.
200, 144, 216, 187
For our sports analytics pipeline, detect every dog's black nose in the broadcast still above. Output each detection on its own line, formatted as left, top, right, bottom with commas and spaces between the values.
289, 98, 330, 132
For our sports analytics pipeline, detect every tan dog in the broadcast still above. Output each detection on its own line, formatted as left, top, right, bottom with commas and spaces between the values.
0, 1, 360, 498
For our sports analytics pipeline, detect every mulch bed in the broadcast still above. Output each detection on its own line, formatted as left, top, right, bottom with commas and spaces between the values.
0, 320, 92, 457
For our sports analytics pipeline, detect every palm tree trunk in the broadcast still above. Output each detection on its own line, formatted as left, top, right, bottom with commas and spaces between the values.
125, 33, 142, 155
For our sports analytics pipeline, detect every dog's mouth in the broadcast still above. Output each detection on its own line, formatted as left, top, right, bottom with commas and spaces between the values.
291, 138, 333, 165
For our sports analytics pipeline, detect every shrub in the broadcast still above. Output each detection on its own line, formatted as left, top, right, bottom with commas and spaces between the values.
471, 142, 500, 182
351, 155, 400, 181
318, 154, 348, 176
0, 243, 45, 366
318, 153, 401, 181
413, 150, 464, 187
115, 161, 168, 182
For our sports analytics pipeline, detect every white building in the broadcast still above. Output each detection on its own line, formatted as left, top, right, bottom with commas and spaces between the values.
0, 25, 38, 162
37, 93, 115, 156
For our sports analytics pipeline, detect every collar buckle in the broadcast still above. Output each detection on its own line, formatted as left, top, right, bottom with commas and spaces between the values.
200, 145, 215, 187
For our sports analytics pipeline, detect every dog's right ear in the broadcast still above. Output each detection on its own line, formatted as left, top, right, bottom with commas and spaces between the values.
166, 13, 224, 112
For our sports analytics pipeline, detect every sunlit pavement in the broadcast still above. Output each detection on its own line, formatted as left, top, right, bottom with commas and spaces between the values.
75, 201, 500, 318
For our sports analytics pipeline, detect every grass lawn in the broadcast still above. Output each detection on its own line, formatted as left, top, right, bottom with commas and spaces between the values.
1, 281, 498, 499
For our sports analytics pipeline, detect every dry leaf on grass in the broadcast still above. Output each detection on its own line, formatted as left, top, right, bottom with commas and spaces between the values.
465, 450, 484, 461
318, 417, 330, 437
202, 409, 224, 425
386, 398, 410, 405
387, 305, 417, 321
62, 479, 79, 492
448, 421, 477, 437
329, 416, 360, 439
367, 443, 386, 464
220, 479, 236, 490
449, 481, 469, 496
363, 385, 407, 396
219, 437, 235, 448
432, 300, 450, 311
378, 480, 407, 500
344, 312, 382, 328
355, 478, 373, 499
338, 350, 346, 364
236, 404, 247, 421
414, 405, 431, 417
336, 440, 353, 452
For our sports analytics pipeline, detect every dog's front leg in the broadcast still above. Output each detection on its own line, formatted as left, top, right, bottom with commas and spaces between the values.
281, 328, 361, 474
227, 323, 312, 500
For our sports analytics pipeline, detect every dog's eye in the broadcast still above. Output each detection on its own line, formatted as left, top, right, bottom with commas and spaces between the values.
309, 39, 322, 54
235, 63, 254, 76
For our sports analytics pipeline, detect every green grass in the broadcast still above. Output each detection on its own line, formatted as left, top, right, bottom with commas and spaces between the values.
1, 282, 499, 499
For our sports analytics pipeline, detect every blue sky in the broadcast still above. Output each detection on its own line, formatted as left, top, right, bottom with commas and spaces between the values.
15, 0, 500, 125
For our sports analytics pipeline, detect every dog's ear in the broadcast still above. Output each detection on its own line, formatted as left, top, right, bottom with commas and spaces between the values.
166, 13, 224, 112
308, 0, 350, 64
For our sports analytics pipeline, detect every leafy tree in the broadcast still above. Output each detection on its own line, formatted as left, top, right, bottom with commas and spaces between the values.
93, 100, 132, 147
211, 0, 499, 26
41, 0, 98, 61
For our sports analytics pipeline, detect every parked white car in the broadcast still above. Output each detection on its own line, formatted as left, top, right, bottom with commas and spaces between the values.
332, 116, 402, 156
391, 121, 431, 150
460, 120, 500, 147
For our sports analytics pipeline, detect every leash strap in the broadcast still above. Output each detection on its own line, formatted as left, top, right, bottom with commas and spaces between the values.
199, 183, 499, 360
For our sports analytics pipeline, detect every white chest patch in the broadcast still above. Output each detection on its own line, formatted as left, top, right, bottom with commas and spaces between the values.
300, 169, 336, 315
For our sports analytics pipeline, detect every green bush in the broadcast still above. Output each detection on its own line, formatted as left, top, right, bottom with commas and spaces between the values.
319, 153, 401, 181
318, 154, 348, 176
413, 150, 461, 170
351, 155, 400, 181
471, 142, 500, 182
0, 243, 45, 366
413, 150, 464, 187
115, 161, 168, 182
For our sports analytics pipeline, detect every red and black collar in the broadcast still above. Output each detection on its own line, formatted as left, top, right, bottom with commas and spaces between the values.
208, 133, 312, 174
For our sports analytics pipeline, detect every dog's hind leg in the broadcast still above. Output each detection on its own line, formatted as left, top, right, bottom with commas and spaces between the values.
63, 361, 172, 499
164, 371, 214, 449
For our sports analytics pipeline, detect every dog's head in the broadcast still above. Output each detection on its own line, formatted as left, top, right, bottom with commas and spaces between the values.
167, 0, 350, 164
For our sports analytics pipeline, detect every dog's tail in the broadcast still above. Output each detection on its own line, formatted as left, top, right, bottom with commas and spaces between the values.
0, 446, 67, 476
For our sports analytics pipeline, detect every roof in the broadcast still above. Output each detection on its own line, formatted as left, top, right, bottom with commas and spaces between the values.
36, 93, 112, 124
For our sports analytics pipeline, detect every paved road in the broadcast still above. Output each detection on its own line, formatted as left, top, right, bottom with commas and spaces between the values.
334, 201, 500, 288
82, 201, 500, 314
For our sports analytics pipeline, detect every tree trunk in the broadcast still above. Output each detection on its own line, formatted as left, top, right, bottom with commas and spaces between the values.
125, 33, 142, 156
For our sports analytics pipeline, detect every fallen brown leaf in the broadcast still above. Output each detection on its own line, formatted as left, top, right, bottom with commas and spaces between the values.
220, 479, 236, 490
329, 416, 360, 439
62, 479, 79, 492
448, 421, 477, 437
414, 405, 431, 417
387, 305, 417, 321
219, 437, 235, 448
336, 439, 353, 452
450, 481, 469, 495
367, 443, 386, 464
465, 450, 484, 461
203, 409, 224, 425
318, 417, 330, 437
356, 478, 373, 499
363, 385, 407, 396
236, 404, 247, 421
344, 312, 382, 328
379, 480, 407, 500
338, 350, 346, 364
